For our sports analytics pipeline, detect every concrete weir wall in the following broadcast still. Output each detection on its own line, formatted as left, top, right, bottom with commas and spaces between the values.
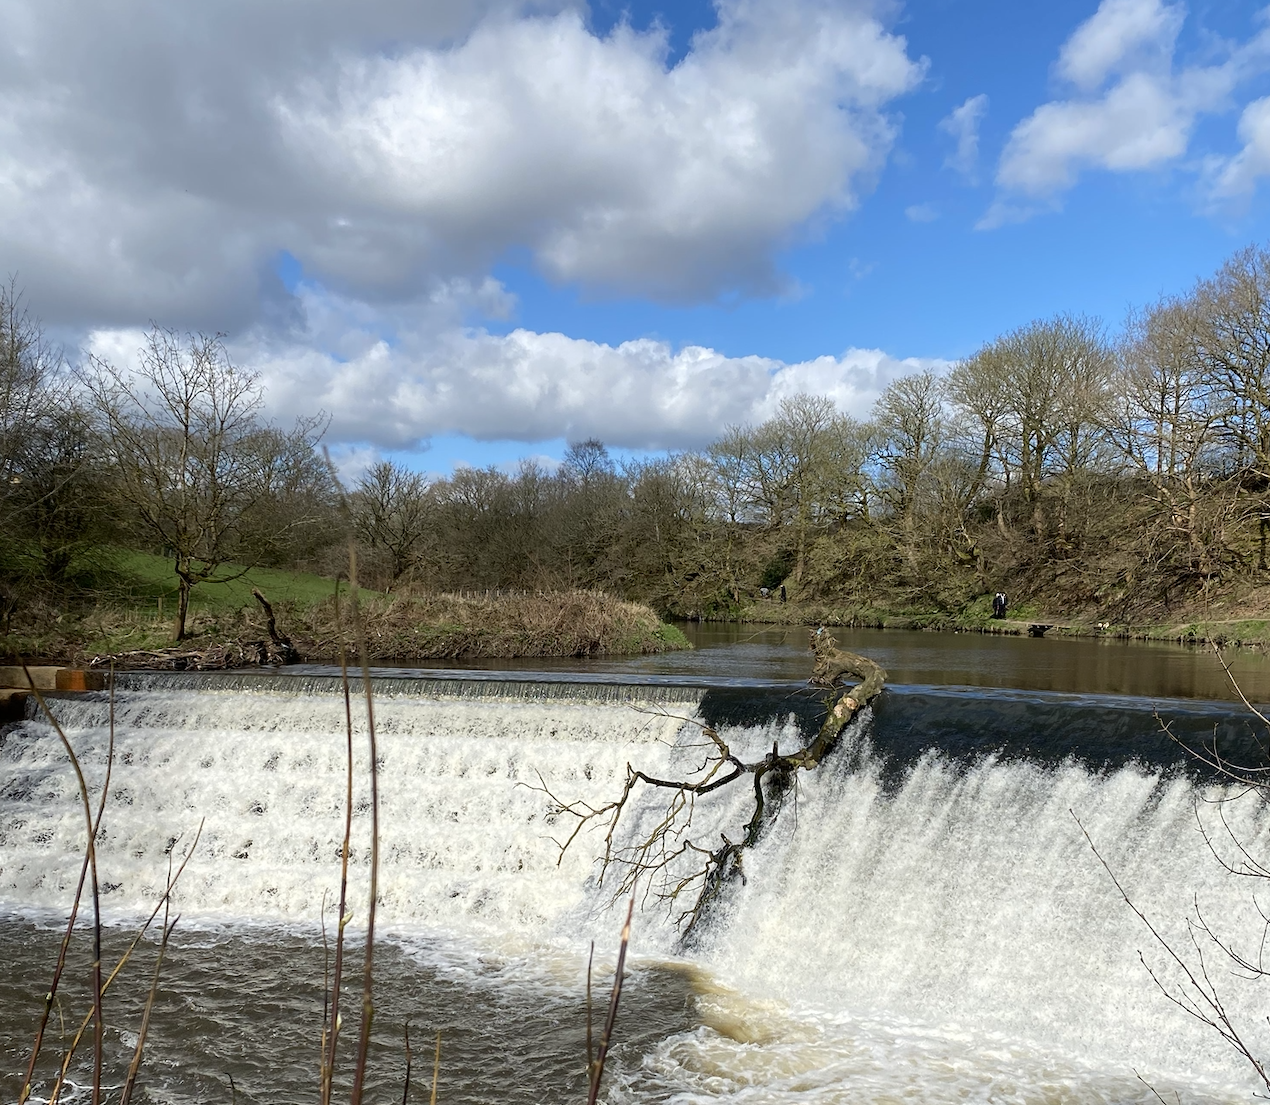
0, 666, 107, 721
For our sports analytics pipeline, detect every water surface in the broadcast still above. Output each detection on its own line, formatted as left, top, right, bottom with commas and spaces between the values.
346, 621, 1270, 703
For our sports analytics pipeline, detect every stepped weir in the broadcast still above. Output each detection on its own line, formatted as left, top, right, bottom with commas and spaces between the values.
2, 669, 1268, 1103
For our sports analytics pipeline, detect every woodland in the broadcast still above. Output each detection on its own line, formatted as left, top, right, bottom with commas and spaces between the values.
6, 242, 1270, 642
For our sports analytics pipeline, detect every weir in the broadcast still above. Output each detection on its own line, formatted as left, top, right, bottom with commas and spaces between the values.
2, 672, 1269, 1103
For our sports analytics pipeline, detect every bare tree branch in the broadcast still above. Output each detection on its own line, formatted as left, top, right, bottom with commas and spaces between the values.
530, 630, 886, 931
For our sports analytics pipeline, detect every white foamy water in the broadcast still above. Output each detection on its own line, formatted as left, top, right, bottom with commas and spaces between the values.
3, 683, 1269, 1103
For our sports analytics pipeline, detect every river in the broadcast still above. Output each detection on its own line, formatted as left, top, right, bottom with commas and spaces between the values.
392, 621, 1270, 701
2, 630, 1270, 1103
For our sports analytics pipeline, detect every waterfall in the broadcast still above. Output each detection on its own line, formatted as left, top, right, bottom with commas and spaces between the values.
3, 677, 1268, 1102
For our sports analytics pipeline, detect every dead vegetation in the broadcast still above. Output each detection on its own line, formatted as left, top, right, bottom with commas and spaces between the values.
299, 588, 688, 662
11, 587, 688, 669
535, 630, 886, 932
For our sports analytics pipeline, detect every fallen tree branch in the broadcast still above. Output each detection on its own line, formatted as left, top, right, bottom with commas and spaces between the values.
251, 588, 299, 664
533, 629, 886, 932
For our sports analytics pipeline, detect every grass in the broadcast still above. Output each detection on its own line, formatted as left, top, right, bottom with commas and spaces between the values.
110, 550, 365, 614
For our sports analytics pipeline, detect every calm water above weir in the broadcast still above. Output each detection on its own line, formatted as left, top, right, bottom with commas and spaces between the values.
369, 621, 1270, 703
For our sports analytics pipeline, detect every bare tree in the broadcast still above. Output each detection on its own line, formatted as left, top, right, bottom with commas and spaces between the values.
238, 414, 337, 568
948, 315, 1112, 540
1193, 246, 1270, 567
0, 279, 56, 498
947, 340, 1014, 533
742, 395, 854, 586
84, 328, 271, 640
1109, 296, 1233, 580
0, 281, 110, 603
352, 460, 434, 589
872, 370, 947, 561
562, 439, 615, 485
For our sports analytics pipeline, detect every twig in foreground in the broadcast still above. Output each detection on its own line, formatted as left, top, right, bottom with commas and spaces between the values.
587, 899, 634, 1105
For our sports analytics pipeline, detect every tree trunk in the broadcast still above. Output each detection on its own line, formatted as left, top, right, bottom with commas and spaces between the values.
174, 572, 191, 642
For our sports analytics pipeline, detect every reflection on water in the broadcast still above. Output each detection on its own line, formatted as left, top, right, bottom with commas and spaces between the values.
376, 622, 1270, 703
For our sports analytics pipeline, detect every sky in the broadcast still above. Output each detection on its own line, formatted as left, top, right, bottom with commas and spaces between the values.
7, 0, 1270, 478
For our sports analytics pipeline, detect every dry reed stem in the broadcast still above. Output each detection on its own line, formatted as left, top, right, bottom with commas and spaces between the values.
349, 544, 381, 1105
20, 663, 105, 1105
399, 1023, 412, 1105
46, 822, 203, 1105
119, 898, 179, 1105
20, 665, 116, 1105
320, 573, 357, 1105
585, 942, 594, 1078
586, 899, 633, 1105
430, 1032, 441, 1105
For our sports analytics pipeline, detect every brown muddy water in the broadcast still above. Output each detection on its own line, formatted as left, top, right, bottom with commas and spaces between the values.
380, 621, 1270, 703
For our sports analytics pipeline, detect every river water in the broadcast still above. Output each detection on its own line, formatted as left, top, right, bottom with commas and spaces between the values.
410, 621, 1270, 702
3, 631, 1270, 1103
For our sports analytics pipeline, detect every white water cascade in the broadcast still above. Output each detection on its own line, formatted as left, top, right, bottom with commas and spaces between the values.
3, 679, 1270, 1104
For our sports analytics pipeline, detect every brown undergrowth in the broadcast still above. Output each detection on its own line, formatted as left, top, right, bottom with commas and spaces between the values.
300, 589, 690, 662
5, 589, 690, 668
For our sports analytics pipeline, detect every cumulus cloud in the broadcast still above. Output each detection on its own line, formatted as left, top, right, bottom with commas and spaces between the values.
281, 3, 923, 300
1211, 95, 1270, 198
996, 71, 1190, 196
0, 0, 923, 327
938, 94, 988, 181
981, 0, 1270, 227
1055, 0, 1183, 91
86, 282, 944, 453
9, 0, 936, 456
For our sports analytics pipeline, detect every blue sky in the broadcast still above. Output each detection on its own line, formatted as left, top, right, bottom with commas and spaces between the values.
7, 0, 1270, 478
492, 0, 1270, 358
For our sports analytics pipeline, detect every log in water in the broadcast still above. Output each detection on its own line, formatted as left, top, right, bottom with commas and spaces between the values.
2, 674, 1268, 1103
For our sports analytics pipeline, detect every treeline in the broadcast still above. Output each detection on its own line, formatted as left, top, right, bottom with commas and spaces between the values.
5, 243, 1270, 636
355, 244, 1270, 622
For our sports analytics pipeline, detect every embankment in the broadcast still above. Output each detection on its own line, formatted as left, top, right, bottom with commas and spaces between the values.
2, 588, 690, 667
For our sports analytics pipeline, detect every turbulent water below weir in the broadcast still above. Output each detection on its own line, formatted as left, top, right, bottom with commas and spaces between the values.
3, 676, 1270, 1103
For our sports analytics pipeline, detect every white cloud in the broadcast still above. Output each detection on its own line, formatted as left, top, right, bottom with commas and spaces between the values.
938, 94, 988, 181
997, 71, 1190, 196
983, 0, 1270, 225
0, 0, 924, 327
276, 4, 923, 301
905, 203, 939, 222
80, 283, 944, 453
1055, 0, 1183, 91
1209, 95, 1270, 200
250, 326, 939, 451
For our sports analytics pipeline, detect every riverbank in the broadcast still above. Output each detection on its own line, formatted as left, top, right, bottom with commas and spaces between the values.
730, 591, 1270, 650
1, 587, 690, 667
